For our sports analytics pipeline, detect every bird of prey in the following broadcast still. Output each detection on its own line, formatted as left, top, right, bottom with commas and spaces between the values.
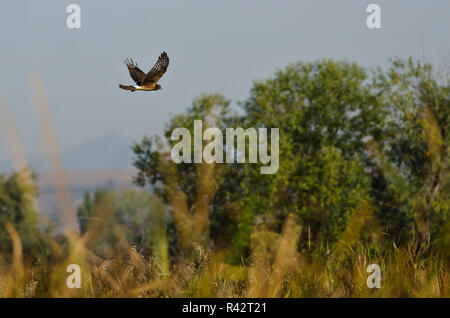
119, 52, 169, 92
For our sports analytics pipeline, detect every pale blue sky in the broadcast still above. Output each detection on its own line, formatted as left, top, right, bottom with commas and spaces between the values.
0, 0, 449, 167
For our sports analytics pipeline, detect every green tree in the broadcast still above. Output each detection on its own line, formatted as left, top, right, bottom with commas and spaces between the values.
371, 58, 449, 242
132, 58, 449, 263
0, 171, 40, 258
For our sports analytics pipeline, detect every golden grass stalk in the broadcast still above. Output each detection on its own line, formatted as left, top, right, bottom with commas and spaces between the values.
29, 74, 78, 234
0, 99, 39, 213
2, 222, 24, 297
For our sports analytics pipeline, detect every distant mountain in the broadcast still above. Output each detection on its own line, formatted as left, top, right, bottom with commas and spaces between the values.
0, 135, 145, 224
0, 134, 134, 172
61, 134, 133, 170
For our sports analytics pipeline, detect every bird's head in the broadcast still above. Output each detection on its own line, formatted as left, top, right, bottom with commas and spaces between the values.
155, 84, 162, 90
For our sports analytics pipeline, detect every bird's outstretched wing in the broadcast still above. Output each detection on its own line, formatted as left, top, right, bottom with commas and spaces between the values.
124, 58, 146, 85
143, 52, 169, 84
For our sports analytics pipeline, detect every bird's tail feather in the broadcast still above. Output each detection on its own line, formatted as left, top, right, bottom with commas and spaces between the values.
119, 84, 135, 91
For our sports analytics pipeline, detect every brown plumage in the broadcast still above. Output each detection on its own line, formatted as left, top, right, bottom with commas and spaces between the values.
119, 52, 169, 92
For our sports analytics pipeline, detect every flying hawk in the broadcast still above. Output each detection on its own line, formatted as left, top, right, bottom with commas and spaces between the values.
119, 52, 169, 92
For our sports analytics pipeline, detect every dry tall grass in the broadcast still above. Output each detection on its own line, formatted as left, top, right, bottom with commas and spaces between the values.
0, 75, 448, 298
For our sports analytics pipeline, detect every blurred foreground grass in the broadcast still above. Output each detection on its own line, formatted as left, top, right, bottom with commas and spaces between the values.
0, 196, 448, 297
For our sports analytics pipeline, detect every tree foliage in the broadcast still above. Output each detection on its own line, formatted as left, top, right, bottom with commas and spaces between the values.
0, 171, 40, 259
129, 58, 448, 263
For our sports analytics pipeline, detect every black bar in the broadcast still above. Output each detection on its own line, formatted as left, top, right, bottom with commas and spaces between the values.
0, 298, 447, 316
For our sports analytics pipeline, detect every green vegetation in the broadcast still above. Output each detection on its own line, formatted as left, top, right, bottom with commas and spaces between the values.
0, 170, 40, 259
0, 58, 448, 297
